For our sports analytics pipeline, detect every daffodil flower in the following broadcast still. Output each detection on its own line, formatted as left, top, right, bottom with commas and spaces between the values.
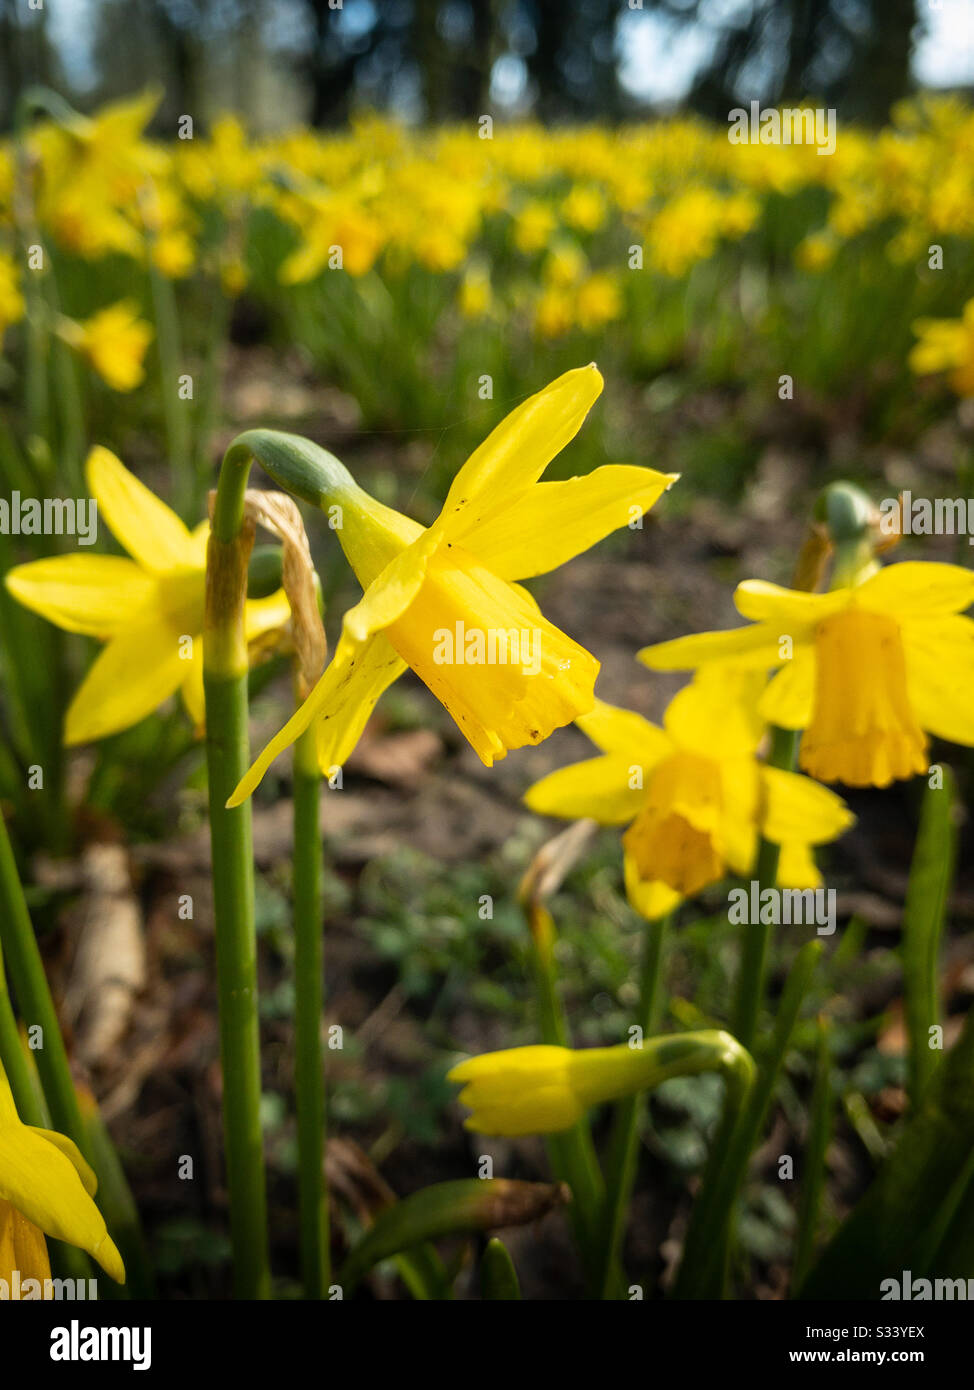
449, 1030, 751, 1136
640, 562, 974, 789
5, 447, 290, 744
0, 1059, 124, 1286
525, 673, 853, 919
910, 297, 974, 397
56, 301, 154, 393
229, 366, 676, 802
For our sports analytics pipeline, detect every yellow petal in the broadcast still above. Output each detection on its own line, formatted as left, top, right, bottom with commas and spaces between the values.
0, 1125, 124, 1283
638, 621, 784, 671
65, 613, 190, 744
449, 1046, 583, 1136
434, 365, 603, 538
759, 651, 816, 729
734, 579, 846, 629
86, 446, 198, 573
777, 841, 822, 889
343, 532, 438, 643
663, 671, 765, 756
859, 561, 974, 616
228, 630, 406, 804
454, 465, 677, 579
315, 630, 408, 772
760, 765, 854, 846
524, 754, 646, 825
576, 699, 670, 762
181, 648, 206, 734
5, 555, 155, 637
623, 853, 683, 921
244, 588, 292, 643
576, 698, 671, 763
26, 1129, 98, 1197
904, 616, 974, 746
189, 519, 210, 566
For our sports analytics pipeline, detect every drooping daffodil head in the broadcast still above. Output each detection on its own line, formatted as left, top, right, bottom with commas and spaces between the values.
0, 1059, 125, 1287
5, 447, 291, 745
229, 365, 678, 804
524, 670, 854, 919
449, 1030, 752, 1137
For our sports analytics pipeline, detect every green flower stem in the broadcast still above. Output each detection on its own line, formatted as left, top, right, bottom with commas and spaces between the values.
204, 433, 355, 1298
0, 812, 90, 1151
293, 725, 330, 1298
0, 933, 44, 1127
731, 724, 800, 1049
528, 902, 607, 1291
147, 258, 194, 517
204, 508, 270, 1300
599, 910, 671, 1298
675, 939, 822, 1298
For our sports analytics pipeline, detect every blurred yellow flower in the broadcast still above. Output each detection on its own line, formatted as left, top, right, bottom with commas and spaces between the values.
58, 301, 153, 392
910, 298, 974, 396
561, 185, 606, 233
0, 252, 24, 341
513, 200, 557, 254
458, 263, 492, 319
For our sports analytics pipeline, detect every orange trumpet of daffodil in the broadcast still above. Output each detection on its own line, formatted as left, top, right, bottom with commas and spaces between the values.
229, 365, 677, 802
525, 672, 853, 919
5, 447, 290, 743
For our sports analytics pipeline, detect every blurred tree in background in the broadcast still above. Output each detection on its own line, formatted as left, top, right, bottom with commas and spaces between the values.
0, 0, 965, 132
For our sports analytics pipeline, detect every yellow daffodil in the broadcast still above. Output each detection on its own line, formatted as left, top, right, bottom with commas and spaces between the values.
458, 263, 492, 319
57, 301, 154, 392
230, 366, 677, 802
0, 1059, 124, 1287
5, 447, 290, 743
910, 298, 974, 397
640, 562, 974, 789
525, 673, 853, 918
0, 251, 25, 341
449, 1029, 750, 1136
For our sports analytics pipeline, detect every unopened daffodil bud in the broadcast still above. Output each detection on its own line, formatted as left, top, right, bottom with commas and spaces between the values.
449, 1030, 753, 1137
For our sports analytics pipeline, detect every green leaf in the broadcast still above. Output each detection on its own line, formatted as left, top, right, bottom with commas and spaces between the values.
674, 940, 822, 1298
800, 1005, 974, 1298
480, 1238, 521, 1299
339, 1179, 568, 1295
902, 767, 957, 1106
791, 1016, 833, 1292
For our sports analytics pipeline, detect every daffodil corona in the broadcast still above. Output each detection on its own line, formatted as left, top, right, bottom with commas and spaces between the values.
229, 366, 677, 802
525, 673, 853, 918
5, 448, 290, 744
640, 562, 974, 789
0, 1059, 124, 1288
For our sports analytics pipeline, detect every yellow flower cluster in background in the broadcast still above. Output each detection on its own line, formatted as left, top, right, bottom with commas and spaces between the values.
2, 91, 973, 363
